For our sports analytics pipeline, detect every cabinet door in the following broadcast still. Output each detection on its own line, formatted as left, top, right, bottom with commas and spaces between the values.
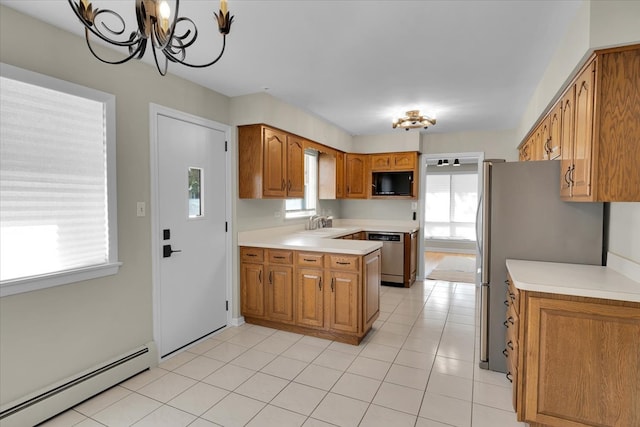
370, 154, 391, 171
392, 152, 416, 170
263, 128, 287, 197
572, 60, 596, 199
363, 251, 380, 329
296, 268, 324, 329
287, 136, 305, 198
547, 103, 562, 160
240, 262, 265, 318
524, 296, 640, 427
532, 125, 544, 161
519, 140, 531, 161
345, 154, 368, 199
266, 265, 294, 323
328, 271, 359, 333
336, 151, 345, 198
560, 87, 575, 198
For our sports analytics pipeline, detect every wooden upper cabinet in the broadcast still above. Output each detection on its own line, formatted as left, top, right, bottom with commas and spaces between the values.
262, 127, 288, 197
345, 154, 368, 198
570, 60, 596, 200
286, 136, 305, 198
560, 86, 575, 199
336, 151, 345, 198
370, 152, 417, 171
547, 102, 562, 160
238, 124, 307, 199
318, 150, 346, 200
519, 139, 531, 161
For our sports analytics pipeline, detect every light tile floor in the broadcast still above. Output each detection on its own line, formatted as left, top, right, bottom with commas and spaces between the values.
40, 280, 527, 427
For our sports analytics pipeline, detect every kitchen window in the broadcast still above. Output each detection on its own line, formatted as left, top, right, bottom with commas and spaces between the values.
0, 63, 119, 297
425, 171, 478, 240
285, 150, 317, 218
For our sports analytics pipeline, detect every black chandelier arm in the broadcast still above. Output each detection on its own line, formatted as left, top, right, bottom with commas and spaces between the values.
84, 28, 148, 65
162, 35, 227, 68
68, 0, 145, 49
150, 41, 170, 76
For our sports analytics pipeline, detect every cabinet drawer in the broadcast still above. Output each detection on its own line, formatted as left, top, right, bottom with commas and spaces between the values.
328, 255, 360, 271
298, 252, 324, 267
241, 247, 264, 262
268, 250, 293, 264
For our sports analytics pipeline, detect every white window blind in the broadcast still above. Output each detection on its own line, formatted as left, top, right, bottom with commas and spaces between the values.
0, 63, 119, 295
285, 150, 318, 218
425, 171, 478, 240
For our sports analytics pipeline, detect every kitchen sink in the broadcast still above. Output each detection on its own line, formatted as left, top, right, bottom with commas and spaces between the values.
296, 228, 350, 236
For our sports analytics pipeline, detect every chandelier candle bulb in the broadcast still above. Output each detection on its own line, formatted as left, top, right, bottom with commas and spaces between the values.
221, 0, 228, 15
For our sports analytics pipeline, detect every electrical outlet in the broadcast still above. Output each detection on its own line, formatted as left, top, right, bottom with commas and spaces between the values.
137, 202, 146, 217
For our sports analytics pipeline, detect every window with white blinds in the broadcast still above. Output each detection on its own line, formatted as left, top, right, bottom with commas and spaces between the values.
425, 171, 478, 240
0, 63, 119, 296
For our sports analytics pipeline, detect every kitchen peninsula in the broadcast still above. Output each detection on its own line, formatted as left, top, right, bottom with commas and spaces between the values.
238, 222, 416, 344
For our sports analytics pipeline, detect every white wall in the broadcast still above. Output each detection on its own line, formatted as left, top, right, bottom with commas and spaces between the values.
352, 132, 420, 154
0, 6, 231, 406
421, 129, 519, 161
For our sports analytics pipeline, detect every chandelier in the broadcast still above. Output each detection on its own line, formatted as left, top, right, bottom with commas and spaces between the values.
68, 0, 234, 76
392, 110, 436, 131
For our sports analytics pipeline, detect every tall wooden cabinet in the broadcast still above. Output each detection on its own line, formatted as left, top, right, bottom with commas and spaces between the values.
239, 124, 305, 199
505, 274, 640, 427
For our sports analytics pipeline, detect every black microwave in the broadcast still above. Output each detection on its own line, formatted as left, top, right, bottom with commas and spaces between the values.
372, 171, 413, 196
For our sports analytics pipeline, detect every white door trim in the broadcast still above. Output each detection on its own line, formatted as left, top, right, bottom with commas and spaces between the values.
419, 151, 484, 281
149, 103, 233, 362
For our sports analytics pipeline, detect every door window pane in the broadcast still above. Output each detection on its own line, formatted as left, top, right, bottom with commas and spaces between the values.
188, 167, 202, 218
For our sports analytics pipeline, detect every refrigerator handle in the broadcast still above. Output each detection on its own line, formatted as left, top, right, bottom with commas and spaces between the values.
475, 193, 483, 256
481, 161, 492, 284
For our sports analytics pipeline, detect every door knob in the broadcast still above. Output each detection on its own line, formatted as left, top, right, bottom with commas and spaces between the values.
163, 244, 182, 258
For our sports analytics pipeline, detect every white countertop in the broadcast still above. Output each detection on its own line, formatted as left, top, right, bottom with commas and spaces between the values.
506, 259, 640, 303
238, 221, 418, 255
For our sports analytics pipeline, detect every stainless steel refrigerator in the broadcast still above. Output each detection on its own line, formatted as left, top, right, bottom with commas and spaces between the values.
478, 159, 603, 373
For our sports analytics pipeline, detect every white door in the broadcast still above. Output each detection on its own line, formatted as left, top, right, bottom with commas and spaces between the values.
156, 112, 228, 358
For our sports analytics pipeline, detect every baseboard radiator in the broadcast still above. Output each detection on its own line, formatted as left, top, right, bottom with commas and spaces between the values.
0, 342, 156, 427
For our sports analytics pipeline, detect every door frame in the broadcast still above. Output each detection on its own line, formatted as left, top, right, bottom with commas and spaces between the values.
149, 103, 233, 362
418, 151, 484, 282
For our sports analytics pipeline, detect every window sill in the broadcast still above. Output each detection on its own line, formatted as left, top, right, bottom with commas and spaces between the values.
0, 262, 122, 297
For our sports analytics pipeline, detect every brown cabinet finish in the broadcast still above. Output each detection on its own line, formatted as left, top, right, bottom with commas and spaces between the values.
296, 267, 324, 329
505, 272, 640, 427
336, 151, 345, 198
403, 231, 418, 288
370, 152, 417, 171
238, 124, 306, 199
520, 45, 640, 201
345, 154, 368, 198
286, 136, 305, 198
240, 246, 381, 345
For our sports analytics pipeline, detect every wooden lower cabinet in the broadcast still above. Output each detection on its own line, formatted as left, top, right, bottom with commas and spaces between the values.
506, 273, 640, 427
241, 247, 381, 344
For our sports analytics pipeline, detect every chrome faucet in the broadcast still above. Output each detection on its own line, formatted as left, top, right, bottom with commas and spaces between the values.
307, 215, 328, 230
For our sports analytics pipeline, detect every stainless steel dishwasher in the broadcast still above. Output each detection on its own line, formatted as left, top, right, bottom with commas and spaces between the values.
366, 232, 404, 285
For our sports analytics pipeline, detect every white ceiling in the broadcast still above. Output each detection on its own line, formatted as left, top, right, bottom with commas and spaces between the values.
1, 0, 582, 136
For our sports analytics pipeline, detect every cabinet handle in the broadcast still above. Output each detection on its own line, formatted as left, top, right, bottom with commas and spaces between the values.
507, 340, 514, 350
504, 300, 509, 307
304, 258, 317, 263
507, 316, 514, 325
331, 277, 335, 292
347, 185, 350, 194
545, 138, 551, 153
288, 180, 291, 191
258, 270, 262, 283
281, 179, 285, 190
503, 320, 509, 328
246, 253, 257, 257
273, 256, 286, 259
269, 271, 273, 284
503, 348, 509, 357
319, 277, 322, 291
569, 165, 575, 184
564, 167, 571, 185
336, 261, 351, 266
506, 372, 513, 383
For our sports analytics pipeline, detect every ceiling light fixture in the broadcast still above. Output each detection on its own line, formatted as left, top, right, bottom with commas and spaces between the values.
442, 159, 449, 166
68, 0, 234, 76
437, 160, 443, 167
453, 158, 460, 166
392, 110, 436, 131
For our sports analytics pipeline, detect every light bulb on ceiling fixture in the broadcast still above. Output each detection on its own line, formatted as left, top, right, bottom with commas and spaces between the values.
453, 159, 460, 166
437, 160, 443, 167
442, 159, 449, 166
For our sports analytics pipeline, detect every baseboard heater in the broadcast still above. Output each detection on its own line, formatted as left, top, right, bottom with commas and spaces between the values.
0, 342, 156, 427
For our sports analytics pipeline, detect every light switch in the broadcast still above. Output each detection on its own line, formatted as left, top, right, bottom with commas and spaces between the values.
137, 202, 146, 217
